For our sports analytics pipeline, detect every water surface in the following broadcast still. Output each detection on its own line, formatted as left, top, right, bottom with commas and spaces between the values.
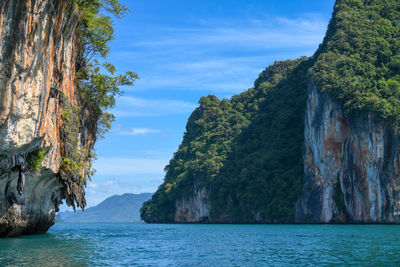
0, 223, 399, 266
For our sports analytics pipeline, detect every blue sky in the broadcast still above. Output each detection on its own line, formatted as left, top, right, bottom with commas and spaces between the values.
74, 0, 336, 209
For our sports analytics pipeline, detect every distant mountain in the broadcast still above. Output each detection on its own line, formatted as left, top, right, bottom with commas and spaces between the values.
58, 193, 152, 222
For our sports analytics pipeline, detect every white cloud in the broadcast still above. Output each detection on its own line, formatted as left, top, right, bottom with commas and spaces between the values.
114, 96, 197, 117
87, 183, 98, 189
130, 15, 327, 50
114, 127, 163, 136
82, 157, 170, 207
93, 157, 168, 176
113, 14, 328, 94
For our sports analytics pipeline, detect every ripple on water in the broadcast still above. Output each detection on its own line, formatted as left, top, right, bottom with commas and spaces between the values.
0, 223, 399, 266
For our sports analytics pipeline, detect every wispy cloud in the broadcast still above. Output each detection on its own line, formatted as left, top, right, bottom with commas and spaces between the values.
128, 55, 279, 93
131, 15, 326, 49
114, 126, 166, 136
114, 96, 197, 117
113, 14, 328, 94
93, 157, 168, 176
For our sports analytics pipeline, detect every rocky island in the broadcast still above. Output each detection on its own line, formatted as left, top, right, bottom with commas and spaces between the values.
141, 0, 400, 224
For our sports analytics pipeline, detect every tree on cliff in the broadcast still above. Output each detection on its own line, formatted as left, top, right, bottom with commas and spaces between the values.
76, 0, 138, 136
61, 0, 137, 197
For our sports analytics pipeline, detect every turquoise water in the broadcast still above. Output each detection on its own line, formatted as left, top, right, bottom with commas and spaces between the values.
0, 223, 400, 266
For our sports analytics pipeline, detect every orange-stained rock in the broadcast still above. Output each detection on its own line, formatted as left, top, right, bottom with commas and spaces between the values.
0, 0, 94, 236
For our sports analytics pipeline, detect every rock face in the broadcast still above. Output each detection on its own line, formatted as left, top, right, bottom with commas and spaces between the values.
0, 0, 92, 236
174, 185, 210, 223
296, 80, 400, 223
170, 79, 400, 225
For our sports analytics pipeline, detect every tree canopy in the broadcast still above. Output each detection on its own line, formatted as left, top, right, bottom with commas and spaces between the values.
313, 0, 400, 132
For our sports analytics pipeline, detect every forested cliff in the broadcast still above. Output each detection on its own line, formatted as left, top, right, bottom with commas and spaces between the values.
141, 0, 400, 224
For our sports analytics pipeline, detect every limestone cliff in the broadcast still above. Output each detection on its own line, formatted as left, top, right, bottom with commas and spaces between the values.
295, 80, 400, 223
0, 0, 95, 236
174, 185, 210, 223
167, 78, 400, 225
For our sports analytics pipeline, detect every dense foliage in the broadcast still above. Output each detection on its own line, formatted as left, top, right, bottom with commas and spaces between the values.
313, 0, 400, 132
141, 58, 309, 222
209, 59, 310, 222
61, 0, 137, 189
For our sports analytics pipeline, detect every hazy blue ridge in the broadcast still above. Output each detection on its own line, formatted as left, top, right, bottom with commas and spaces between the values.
58, 193, 152, 222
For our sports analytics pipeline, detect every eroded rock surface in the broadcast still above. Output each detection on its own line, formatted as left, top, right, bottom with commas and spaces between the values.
296, 80, 400, 223
174, 185, 210, 223
0, 0, 92, 236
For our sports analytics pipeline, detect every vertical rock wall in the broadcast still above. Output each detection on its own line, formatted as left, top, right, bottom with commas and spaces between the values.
174, 185, 210, 223
296, 80, 400, 223
0, 0, 92, 236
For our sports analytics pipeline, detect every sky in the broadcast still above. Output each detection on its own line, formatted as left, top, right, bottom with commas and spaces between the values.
67, 0, 336, 209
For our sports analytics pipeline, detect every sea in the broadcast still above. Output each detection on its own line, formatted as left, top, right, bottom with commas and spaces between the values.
0, 223, 399, 266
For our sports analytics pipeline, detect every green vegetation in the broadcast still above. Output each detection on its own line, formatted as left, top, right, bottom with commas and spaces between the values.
60, 0, 137, 191
142, 0, 400, 223
74, 0, 137, 136
209, 59, 310, 222
60, 104, 95, 184
313, 0, 400, 132
141, 58, 310, 222
26, 148, 47, 171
